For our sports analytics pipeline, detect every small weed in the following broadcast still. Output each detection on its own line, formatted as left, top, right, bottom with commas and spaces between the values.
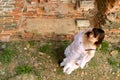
39, 42, 53, 54
0, 47, 17, 64
100, 41, 110, 54
108, 57, 119, 68
115, 47, 120, 52
28, 41, 35, 46
16, 65, 33, 75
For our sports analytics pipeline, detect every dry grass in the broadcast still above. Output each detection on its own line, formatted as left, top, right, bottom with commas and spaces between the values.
0, 40, 120, 80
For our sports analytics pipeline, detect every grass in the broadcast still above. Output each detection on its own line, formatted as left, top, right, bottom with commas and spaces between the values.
39, 42, 53, 54
108, 56, 120, 74
38, 40, 71, 62
28, 41, 35, 46
16, 65, 33, 75
99, 40, 110, 54
0, 47, 17, 64
108, 57, 119, 67
115, 47, 120, 52
89, 58, 98, 68
39, 40, 71, 54
0, 40, 119, 80
99, 41, 120, 73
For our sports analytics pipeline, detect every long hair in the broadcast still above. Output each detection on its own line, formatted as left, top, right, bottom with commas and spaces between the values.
85, 28, 105, 47
92, 28, 105, 47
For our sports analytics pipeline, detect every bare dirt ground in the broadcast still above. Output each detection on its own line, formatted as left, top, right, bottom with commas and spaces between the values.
0, 30, 120, 80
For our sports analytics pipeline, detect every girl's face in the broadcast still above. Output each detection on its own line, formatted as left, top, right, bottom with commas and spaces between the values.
88, 33, 98, 44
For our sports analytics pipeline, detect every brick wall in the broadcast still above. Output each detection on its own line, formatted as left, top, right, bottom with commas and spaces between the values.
0, 0, 120, 42
0, 0, 16, 30
0, 0, 24, 41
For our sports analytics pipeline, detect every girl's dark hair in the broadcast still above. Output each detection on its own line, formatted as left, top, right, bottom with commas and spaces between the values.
92, 28, 105, 46
85, 28, 105, 47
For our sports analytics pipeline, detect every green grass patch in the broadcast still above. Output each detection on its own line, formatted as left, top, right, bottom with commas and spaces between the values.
39, 42, 53, 54
115, 47, 120, 52
108, 57, 119, 68
62, 40, 71, 46
0, 47, 17, 64
39, 40, 71, 54
16, 65, 33, 75
100, 41, 110, 54
28, 41, 35, 46
108, 56, 120, 74
38, 40, 71, 63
